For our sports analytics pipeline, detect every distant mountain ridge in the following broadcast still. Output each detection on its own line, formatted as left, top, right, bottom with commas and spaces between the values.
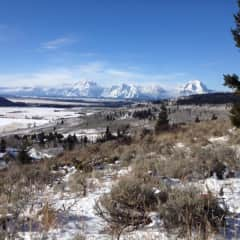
0, 97, 26, 106
0, 80, 213, 100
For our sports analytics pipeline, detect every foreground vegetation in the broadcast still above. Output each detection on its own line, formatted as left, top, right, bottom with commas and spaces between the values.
0, 112, 239, 239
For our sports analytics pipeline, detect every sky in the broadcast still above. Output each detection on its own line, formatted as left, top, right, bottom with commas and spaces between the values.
0, 0, 239, 90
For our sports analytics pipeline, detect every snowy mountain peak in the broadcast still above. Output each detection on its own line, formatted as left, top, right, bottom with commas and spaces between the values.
103, 83, 137, 99
0, 80, 214, 99
66, 80, 103, 98
180, 80, 211, 96
73, 80, 98, 88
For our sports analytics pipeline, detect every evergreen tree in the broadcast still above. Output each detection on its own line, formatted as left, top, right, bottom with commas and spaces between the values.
211, 114, 218, 121
155, 104, 169, 133
224, 1, 240, 127
18, 145, 31, 164
83, 136, 88, 145
232, 0, 240, 48
195, 116, 200, 123
64, 134, 78, 151
0, 139, 6, 153
38, 132, 46, 146
105, 126, 113, 140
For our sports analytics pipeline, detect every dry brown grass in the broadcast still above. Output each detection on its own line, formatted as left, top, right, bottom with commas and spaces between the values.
68, 171, 87, 196
37, 203, 57, 231
0, 118, 234, 238
151, 119, 231, 146
132, 142, 239, 181
47, 119, 234, 181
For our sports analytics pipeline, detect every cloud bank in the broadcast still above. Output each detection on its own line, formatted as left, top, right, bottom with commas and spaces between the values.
0, 62, 188, 88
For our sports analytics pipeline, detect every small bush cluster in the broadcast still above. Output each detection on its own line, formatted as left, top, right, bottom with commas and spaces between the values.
95, 177, 160, 238
0, 160, 61, 238
95, 175, 227, 239
69, 171, 87, 196
158, 187, 228, 239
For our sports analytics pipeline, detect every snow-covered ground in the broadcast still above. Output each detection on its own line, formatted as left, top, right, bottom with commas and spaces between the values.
14, 158, 240, 240
0, 107, 79, 120
199, 177, 240, 239
0, 117, 48, 132
0, 107, 79, 132
1, 111, 239, 239
16, 164, 172, 240
17, 166, 129, 240
200, 177, 240, 213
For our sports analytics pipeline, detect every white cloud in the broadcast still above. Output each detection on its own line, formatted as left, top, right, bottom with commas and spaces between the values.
41, 37, 76, 50
0, 62, 188, 88
0, 69, 73, 87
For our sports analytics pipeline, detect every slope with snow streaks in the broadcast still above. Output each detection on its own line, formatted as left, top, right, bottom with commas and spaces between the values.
103, 83, 167, 99
66, 80, 104, 98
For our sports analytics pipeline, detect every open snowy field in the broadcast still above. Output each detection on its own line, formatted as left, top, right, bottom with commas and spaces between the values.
0, 107, 80, 133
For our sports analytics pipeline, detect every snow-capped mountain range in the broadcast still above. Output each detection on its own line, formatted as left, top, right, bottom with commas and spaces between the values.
0, 80, 212, 100
179, 80, 212, 96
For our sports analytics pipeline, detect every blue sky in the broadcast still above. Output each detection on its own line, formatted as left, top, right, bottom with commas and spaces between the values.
0, 0, 239, 90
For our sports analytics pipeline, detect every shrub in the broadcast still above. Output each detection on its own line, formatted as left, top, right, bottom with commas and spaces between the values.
140, 128, 153, 138
158, 186, 228, 239
197, 144, 239, 179
211, 114, 218, 121
95, 177, 158, 239
37, 203, 57, 231
0, 164, 36, 238
132, 143, 240, 181
132, 147, 197, 181
73, 234, 86, 240
69, 171, 87, 196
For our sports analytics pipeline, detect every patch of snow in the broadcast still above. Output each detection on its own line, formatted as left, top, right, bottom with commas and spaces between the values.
118, 166, 132, 177
174, 142, 185, 148
228, 128, 237, 134
199, 177, 240, 213
208, 136, 229, 143
28, 148, 52, 160
0, 159, 7, 170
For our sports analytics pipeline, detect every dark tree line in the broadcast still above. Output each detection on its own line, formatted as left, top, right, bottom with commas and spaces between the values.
132, 109, 155, 120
